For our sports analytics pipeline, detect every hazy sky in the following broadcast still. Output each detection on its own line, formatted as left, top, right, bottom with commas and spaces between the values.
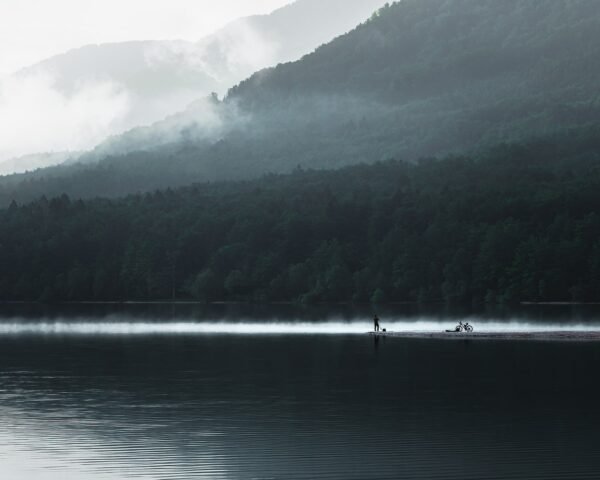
0, 0, 293, 75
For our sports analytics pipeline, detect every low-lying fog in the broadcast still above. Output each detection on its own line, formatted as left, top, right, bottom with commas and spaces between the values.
0, 317, 599, 336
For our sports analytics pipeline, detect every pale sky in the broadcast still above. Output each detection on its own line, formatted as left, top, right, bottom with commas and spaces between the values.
0, 0, 293, 75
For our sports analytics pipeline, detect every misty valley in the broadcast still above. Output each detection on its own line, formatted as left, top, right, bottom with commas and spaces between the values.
2, 0, 600, 479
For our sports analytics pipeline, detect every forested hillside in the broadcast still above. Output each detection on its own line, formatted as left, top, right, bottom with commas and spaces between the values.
1, 0, 600, 205
3, 128, 600, 304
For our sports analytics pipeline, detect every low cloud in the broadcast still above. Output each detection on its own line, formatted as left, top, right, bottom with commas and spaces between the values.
0, 0, 388, 173
84, 93, 241, 162
0, 71, 131, 163
143, 20, 279, 93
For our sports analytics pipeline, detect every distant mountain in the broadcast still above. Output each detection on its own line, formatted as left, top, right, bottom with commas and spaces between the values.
2, 0, 600, 205
195, 0, 390, 88
1, 0, 387, 167
14, 40, 219, 133
0, 151, 81, 176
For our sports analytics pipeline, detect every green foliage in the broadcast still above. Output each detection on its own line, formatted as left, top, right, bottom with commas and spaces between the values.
3, 129, 600, 303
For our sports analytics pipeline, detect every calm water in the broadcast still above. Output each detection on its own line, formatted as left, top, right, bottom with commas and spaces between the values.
2, 305, 600, 479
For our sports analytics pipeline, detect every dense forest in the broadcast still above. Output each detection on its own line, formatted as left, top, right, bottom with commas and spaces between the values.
2, 0, 600, 205
2, 128, 600, 304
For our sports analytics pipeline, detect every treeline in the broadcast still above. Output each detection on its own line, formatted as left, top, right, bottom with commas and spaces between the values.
2, 129, 600, 304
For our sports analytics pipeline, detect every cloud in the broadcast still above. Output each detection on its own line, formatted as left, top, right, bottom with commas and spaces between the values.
0, 18, 280, 171
0, 0, 293, 75
0, 71, 131, 163
84, 94, 237, 162
143, 20, 279, 91
201, 19, 279, 81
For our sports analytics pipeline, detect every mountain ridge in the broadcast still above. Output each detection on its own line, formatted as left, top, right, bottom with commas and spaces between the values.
2, 0, 387, 168
2, 0, 599, 204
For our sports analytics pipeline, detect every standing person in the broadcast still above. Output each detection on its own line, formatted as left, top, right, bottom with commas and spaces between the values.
374, 315, 380, 332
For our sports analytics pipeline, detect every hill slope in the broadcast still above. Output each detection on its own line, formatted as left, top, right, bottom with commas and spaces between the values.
2, 0, 600, 204
3, 128, 600, 303
228, 0, 600, 163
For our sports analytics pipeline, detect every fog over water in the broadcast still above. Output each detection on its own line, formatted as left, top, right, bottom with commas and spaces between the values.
0, 305, 600, 335
1, 319, 600, 336
2, 307, 600, 479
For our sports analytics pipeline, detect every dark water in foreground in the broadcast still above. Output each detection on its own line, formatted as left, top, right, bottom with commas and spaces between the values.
2, 305, 600, 479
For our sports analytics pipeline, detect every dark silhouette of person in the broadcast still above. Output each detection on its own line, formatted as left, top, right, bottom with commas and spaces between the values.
374, 315, 380, 332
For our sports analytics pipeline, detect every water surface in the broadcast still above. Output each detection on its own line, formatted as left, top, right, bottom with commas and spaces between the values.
1, 304, 600, 479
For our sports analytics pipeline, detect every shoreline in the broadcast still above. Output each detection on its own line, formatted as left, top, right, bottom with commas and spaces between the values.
370, 331, 600, 342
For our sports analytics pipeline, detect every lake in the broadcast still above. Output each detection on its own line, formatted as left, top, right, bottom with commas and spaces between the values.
1, 304, 600, 479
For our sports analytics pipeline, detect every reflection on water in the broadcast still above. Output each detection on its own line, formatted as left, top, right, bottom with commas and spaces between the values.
1, 305, 600, 479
